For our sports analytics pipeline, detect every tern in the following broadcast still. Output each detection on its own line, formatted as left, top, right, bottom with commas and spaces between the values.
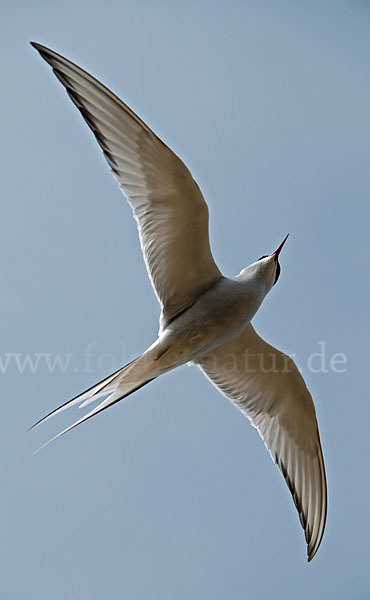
30, 42, 327, 562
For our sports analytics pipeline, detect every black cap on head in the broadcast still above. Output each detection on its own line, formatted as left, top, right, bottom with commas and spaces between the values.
257, 235, 288, 286
257, 255, 281, 285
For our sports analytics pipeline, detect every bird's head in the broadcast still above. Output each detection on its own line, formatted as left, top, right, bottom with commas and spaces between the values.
239, 234, 289, 292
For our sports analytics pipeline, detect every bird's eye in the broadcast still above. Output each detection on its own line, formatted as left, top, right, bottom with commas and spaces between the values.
257, 255, 268, 261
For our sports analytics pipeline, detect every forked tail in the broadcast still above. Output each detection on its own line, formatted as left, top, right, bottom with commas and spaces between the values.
28, 355, 156, 450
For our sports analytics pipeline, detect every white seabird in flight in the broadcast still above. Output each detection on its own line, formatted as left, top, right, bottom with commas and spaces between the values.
30, 42, 327, 562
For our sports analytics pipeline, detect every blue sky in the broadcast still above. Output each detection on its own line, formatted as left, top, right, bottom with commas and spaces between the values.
2, 0, 370, 598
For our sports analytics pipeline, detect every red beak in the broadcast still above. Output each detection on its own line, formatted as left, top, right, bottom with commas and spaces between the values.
270, 233, 289, 261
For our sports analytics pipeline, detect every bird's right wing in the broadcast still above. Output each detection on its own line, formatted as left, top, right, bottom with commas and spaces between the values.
31, 43, 222, 326
195, 323, 327, 562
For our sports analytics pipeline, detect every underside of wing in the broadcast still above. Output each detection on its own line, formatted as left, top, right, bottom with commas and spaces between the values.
31, 42, 222, 325
196, 323, 327, 562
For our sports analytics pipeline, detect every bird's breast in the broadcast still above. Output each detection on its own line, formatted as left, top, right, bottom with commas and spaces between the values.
160, 277, 264, 365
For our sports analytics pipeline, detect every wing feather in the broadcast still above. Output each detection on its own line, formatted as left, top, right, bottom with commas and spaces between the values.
196, 323, 327, 561
31, 42, 222, 326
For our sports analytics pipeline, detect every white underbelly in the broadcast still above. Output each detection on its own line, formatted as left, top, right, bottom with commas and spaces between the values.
152, 281, 263, 370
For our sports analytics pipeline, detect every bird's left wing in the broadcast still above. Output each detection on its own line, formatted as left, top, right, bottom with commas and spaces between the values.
31, 43, 222, 327
195, 323, 327, 562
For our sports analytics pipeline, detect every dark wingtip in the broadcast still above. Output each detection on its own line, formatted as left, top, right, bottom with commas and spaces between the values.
30, 42, 50, 58
307, 546, 317, 563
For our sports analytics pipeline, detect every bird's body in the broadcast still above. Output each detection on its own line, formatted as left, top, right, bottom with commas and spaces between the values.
30, 42, 327, 562
160, 273, 270, 363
